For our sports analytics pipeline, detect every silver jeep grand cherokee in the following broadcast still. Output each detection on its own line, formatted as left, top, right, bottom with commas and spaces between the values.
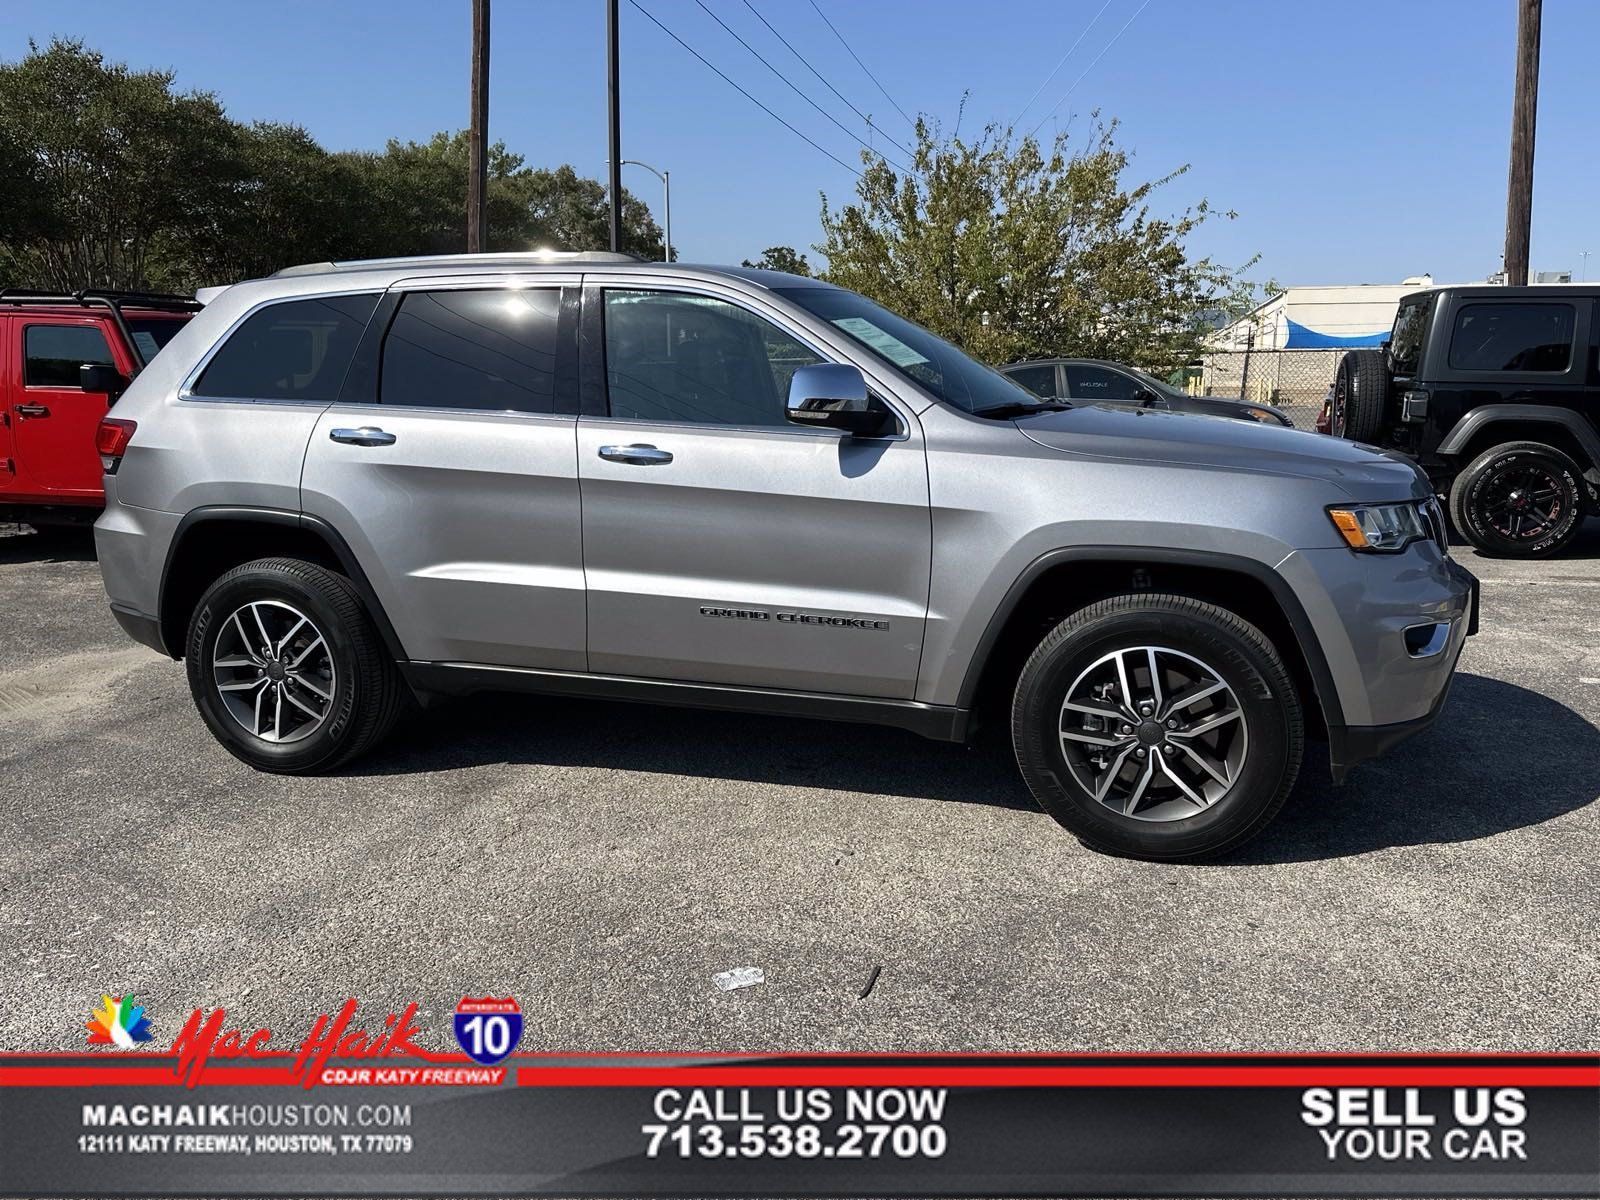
95, 252, 1478, 860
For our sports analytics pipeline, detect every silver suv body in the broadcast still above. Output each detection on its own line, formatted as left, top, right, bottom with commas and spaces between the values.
96, 253, 1478, 859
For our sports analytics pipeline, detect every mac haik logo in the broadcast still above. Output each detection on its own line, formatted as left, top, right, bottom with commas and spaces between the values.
453, 996, 522, 1065
168, 998, 425, 1088
86, 994, 154, 1047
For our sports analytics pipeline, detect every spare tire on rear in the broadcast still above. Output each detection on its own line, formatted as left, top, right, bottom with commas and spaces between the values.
1332, 349, 1389, 442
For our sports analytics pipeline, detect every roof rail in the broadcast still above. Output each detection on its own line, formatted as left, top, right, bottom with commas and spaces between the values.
0, 287, 203, 312
271, 249, 643, 277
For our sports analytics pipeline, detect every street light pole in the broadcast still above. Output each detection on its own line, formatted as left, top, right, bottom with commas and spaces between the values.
619, 160, 671, 261
1580, 251, 1591, 282
468, 0, 490, 253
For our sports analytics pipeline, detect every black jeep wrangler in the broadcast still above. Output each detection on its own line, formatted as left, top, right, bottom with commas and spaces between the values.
1331, 285, 1599, 557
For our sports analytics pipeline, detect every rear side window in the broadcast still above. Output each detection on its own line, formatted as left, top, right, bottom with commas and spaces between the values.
1448, 302, 1575, 373
1065, 364, 1140, 403
24, 325, 113, 387
1388, 297, 1432, 375
192, 294, 378, 401
380, 288, 561, 412
1006, 363, 1059, 397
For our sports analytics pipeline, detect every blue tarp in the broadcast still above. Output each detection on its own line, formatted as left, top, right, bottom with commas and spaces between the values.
1282, 317, 1389, 349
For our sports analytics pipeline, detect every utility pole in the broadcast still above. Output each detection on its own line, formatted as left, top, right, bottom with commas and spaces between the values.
468, 0, 491, 253
607, 0, 624, 253
1502, 0, 1541, 287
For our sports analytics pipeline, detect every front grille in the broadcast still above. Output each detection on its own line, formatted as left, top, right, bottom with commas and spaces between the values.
1422, 497, 1447, 550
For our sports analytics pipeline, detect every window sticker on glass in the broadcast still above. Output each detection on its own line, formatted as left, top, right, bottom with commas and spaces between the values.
131, 331, 161, 362
831, 317, 930, 368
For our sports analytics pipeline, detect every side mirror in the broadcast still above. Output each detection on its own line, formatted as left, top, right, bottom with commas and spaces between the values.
80, 363, 129, 397
785, 363, 890, 436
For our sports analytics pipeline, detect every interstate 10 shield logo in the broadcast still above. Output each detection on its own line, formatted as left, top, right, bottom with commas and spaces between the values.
453, 997, 522, 1065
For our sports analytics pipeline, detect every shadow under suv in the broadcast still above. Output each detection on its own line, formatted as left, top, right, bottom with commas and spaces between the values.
95, 252, 1478, 860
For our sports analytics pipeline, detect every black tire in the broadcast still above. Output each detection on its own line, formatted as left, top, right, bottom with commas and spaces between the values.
1448, 440, 1585, 559
1331, 348, 1388, 442
185, 557, 404, 773
1010, 593, 1303, 861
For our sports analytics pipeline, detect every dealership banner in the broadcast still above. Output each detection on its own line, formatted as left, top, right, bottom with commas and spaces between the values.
2, 1006, 1597, 1196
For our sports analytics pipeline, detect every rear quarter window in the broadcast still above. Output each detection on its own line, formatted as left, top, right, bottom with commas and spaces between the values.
1447, 302, 1575, 373
191, 294, 379, 401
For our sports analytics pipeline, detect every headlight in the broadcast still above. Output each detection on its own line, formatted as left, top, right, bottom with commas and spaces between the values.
1327, 502, 1429, 552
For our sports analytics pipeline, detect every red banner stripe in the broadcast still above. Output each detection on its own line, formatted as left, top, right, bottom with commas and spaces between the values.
5, 1064, 1596, 1088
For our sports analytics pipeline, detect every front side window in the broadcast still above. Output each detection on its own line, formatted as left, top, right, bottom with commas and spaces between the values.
381, 288, 562, 412
1006, 363, 1059, 397
192, 294, 378, 401
1388, 296, 1432, 376
24, 324, 113, 388
1448, 302, 1575, 373
1065, 364, 1141, 403
603, 289, 822, 427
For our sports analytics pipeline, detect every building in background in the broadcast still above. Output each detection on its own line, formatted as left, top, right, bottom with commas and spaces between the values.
1212, 276, 1442, 351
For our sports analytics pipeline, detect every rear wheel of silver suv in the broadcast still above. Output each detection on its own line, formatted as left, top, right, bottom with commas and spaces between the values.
1011, 593, 1303, 860
185, 558, 404, 773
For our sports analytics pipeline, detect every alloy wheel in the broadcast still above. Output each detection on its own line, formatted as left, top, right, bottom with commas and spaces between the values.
1058, 645, 1249, 822
212, 600, 337, 744
1478, 463, 1566, 542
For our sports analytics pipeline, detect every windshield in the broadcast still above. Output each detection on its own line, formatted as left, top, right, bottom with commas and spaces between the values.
125, 317, 188, 365
776, 287, 1042, 413
1128, 366, 1187, 399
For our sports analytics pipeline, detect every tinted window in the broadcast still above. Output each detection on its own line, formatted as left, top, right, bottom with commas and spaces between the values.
24, 325, 113, 388
381, 289, 561, 412
1448, 302, 1575, 372
1065, 364, 1141, 402
192, 294, 377, 401
125, 318, 187, 365
603, 289, 822, 427
1006, 364, 1059, 397
1388, 296, 1431, 375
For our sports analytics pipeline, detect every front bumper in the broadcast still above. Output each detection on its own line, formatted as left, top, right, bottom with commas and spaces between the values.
1324, 559, 1478, 783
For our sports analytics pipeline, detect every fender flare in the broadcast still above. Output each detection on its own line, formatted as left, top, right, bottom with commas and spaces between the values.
953, 545, 1347, 732
1435, 404, 1600, 467
157, 505, 407, 662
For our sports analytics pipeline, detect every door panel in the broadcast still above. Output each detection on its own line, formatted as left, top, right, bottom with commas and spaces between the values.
0, 318, 14, 497
578, 419, 931, 698
302, 408, 585, 668
299, 280, 586, 670
11, 318, 127, 498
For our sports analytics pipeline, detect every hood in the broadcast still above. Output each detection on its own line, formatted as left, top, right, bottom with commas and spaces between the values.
1012, 404, 1429, 499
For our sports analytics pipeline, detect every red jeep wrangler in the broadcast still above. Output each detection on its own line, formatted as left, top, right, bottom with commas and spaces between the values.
1, 289, 199, 526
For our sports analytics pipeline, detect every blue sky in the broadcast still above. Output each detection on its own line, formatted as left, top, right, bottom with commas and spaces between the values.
6, 0, 1596, 287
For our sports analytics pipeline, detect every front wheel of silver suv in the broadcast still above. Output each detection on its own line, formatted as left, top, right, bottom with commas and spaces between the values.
185, 558, 404, 774
1011, 593, 1304, 860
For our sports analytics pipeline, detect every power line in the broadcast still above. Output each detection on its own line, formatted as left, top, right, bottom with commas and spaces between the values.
628, 0, 863, 179
1028, 0, 1153, 139
692, 0, 910, 173
1012, 0, 1115, 127
741, 0, 914, 159
807, 0, 917, 132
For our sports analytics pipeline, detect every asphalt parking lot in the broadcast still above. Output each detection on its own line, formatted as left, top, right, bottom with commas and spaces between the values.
2, 521, 1597, 1055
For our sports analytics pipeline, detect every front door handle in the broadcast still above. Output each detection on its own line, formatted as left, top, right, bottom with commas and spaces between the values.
599, 443, 673, 465
14, 404, 49, 418
329, 426, 397, 447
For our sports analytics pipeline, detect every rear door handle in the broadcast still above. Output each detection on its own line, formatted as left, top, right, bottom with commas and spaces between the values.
598, 443, 673, 465
329, 426, 397, 447
14, 404, 49, 418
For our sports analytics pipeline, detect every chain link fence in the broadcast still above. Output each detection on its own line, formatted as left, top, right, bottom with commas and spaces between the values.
1185, 349, 1345, 429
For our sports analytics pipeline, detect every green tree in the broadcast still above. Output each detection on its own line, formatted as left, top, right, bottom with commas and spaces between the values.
742, 245, 812, 276
819, 114, 1254, 372
0, 38, 237, 290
